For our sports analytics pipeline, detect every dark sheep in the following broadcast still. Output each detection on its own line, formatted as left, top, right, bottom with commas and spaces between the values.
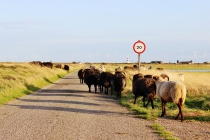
132, 73, 144, 83
156, 68, 164, 71
111, 71, 126, 98
133, 65, 138, 69
99, 72, 113, 95
144, 74, 153, 78
84, 69, 101, 93
133, 77, 156, 109
42, 62, 53, 69
132, 73, 144, 93
55, 64, 64, 69
78, 69, 85, 84
64, 64, 70, 71
124, 66, 134, 70
29, 61, 43, 67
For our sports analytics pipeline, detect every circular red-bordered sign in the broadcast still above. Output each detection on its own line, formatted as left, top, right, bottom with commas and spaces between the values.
133, 40, 146, 54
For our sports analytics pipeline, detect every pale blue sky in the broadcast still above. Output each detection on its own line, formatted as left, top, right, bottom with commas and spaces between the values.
0, 0, 209, 63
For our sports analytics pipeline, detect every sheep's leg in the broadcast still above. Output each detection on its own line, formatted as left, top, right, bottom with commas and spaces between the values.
151, 100, 154, 109
143, 97, 145, 107
180, 104, 184, 121
161, 99, 167, 117
88, 85, 91, 93
147, 99, 154, 109
106, 88, 108, 95
145, 99, 154, 109
117, 91, 121, 98
145, 99, 150, 107
133, 95, 137, 104
100, 85, 103, 92
175, 104, 181, 120
176, 100, 184, 121
94, 84, 97, 93
105, 87, 108, 95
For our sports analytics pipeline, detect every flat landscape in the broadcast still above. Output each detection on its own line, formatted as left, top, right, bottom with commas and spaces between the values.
0, 62, 210, 139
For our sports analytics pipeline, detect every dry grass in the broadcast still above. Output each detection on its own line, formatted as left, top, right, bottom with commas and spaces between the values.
0, 62, 85, 105
100, 63, 210, 121
1, 62, 210, 121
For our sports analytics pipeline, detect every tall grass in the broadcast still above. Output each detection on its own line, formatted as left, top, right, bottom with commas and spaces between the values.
0, 62, 85, 105
102, 63, 210, 121
1, 62, 210, 121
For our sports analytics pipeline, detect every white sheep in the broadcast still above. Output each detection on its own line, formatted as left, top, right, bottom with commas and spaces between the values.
98, 65, 106, 72
178, 73, 185, 82
153, 76, 186, 121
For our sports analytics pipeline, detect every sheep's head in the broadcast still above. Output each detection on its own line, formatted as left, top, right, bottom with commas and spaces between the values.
132, 73, 144, 82
153, 75, 159, 81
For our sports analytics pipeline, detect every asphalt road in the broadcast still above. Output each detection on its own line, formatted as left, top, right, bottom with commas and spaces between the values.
0, 71, 160, 140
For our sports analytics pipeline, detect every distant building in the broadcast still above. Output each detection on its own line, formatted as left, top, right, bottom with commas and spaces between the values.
126, 57, 129, 63
177, 60, 193, 64
150, 61, 163, 64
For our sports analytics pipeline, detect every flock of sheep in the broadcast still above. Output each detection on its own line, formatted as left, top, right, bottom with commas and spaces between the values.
78, 65, 186, 121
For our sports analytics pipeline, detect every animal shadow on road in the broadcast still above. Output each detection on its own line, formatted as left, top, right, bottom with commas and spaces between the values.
17, 98, 99, 106
7, 101, 129, 116
7, 91, 130, 116
33, 89, 88, 96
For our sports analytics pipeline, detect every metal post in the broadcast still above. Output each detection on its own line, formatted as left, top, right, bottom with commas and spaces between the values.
138, 54, 141, 73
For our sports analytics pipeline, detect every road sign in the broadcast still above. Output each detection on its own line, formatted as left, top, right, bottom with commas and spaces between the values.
133, 40, 146, 54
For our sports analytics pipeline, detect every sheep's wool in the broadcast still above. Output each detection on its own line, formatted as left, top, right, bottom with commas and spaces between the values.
156, 80, 186, 104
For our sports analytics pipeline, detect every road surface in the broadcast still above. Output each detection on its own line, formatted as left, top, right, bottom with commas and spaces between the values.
0, 71, 160, 140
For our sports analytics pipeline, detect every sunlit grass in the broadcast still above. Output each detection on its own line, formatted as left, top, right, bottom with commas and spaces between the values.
107, 63, 210, 122
0, 62, 85, 105
150, 123, 178, 140
0, 62, 210, 121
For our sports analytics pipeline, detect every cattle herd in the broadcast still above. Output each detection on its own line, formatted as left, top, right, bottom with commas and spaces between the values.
78, 65, 186, 121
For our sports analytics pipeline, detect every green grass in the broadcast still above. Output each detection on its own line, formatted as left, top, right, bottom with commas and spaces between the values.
150, 123, 178, 140
1, 62, 210, 122
141, 63, 210, 70
116, 63, 210, 122
119, 92, 210, 122
119, 94, 161, 120
0, 62, 85, 105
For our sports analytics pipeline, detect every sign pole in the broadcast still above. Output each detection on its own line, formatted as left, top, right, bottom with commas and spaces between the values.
138, 54, 141, 73
133, 40, 146, 73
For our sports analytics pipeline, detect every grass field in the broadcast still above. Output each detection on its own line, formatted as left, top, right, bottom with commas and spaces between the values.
0, 62, 210, 122
0, 62, 85, 105
98, 63, 210, 122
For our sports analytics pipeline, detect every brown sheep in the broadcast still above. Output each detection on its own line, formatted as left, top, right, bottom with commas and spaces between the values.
133, 77, 156, 109
111, 71, 126, 98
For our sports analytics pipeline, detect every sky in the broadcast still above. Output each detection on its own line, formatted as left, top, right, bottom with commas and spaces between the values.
0, 0, 210, 63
